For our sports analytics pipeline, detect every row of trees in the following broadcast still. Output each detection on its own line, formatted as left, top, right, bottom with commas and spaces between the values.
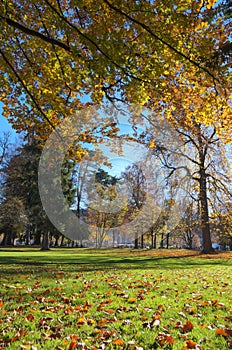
0, 129, 231, 251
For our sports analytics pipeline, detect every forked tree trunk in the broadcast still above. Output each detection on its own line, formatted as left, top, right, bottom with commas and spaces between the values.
153, 231, 157, 249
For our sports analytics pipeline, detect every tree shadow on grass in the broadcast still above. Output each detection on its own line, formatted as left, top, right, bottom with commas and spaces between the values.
0, 253, 231, 276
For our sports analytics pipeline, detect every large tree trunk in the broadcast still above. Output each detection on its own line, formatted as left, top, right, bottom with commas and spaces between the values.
199, 169, 214, 253
197, 124, 214, 254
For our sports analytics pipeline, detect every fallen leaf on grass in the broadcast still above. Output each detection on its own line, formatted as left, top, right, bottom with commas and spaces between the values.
183, 321, 194, 333
154, 332, 174, 347
25, 314, 35, 322
77, 317, 86, 326
128, 297, 136, 303
184, 339, 196, 349
175, 320, 194, 333
215, 328, 232, 337
112, 338, 124, 345
183, 339, 203, 349
69, 340, 76, 350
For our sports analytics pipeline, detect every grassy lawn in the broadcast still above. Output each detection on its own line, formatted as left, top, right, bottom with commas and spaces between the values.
0, 248, 231, 349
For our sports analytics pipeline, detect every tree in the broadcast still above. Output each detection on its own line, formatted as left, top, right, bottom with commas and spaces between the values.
0, 131, 11, 168
0, 132, 11, 199
175, 202, 200, 249
147, 120, 231, 253
84, 168, 121, 248
0, 197, 27, 246
1, 138, 76, 249
121, 163, 146, 248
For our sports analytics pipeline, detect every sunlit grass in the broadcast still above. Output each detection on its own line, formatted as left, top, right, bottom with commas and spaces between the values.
0, 248, 231, 349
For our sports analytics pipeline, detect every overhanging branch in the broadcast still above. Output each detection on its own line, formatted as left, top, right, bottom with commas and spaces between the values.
0, 14, 71, 52
103, 0, 220, 83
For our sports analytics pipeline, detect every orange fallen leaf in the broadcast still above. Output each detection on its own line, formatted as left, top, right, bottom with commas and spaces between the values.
184, 339, 197, 349
216, 328, 228, 337
112, 339, 124, 345
166, 335, 174, 344
69, 340, 76, 350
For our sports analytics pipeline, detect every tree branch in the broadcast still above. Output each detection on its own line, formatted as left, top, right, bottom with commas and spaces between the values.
43, 0, 149, 83
0, 49, 59, 135
103, 0, 220, 82
0, 14, 71, 52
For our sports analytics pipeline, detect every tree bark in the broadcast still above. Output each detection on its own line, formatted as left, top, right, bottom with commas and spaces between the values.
160, 232, 164, 248
154, 232, 157, 249
0, 231, 13, 246
199, 168, 214, 253
41, 230, 50, 250
34, 227, 41, 245
166, 232, 170, 249
196, 124, 214, 254
60, 234, 65, 246
54, 236, 59, 246
134, 231, 139, 249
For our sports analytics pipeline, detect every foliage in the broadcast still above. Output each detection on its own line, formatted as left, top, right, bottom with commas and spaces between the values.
0, 139, 77, 248
0, 196, 27, 245
0, 0, 231, 143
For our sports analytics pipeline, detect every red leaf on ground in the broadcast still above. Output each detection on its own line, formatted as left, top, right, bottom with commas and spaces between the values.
182, 321, 194, 333
26, 314, 35, 322
69, 340, 76, 350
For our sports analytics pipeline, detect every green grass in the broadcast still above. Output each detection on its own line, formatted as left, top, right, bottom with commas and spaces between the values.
0, 248, 231, 349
